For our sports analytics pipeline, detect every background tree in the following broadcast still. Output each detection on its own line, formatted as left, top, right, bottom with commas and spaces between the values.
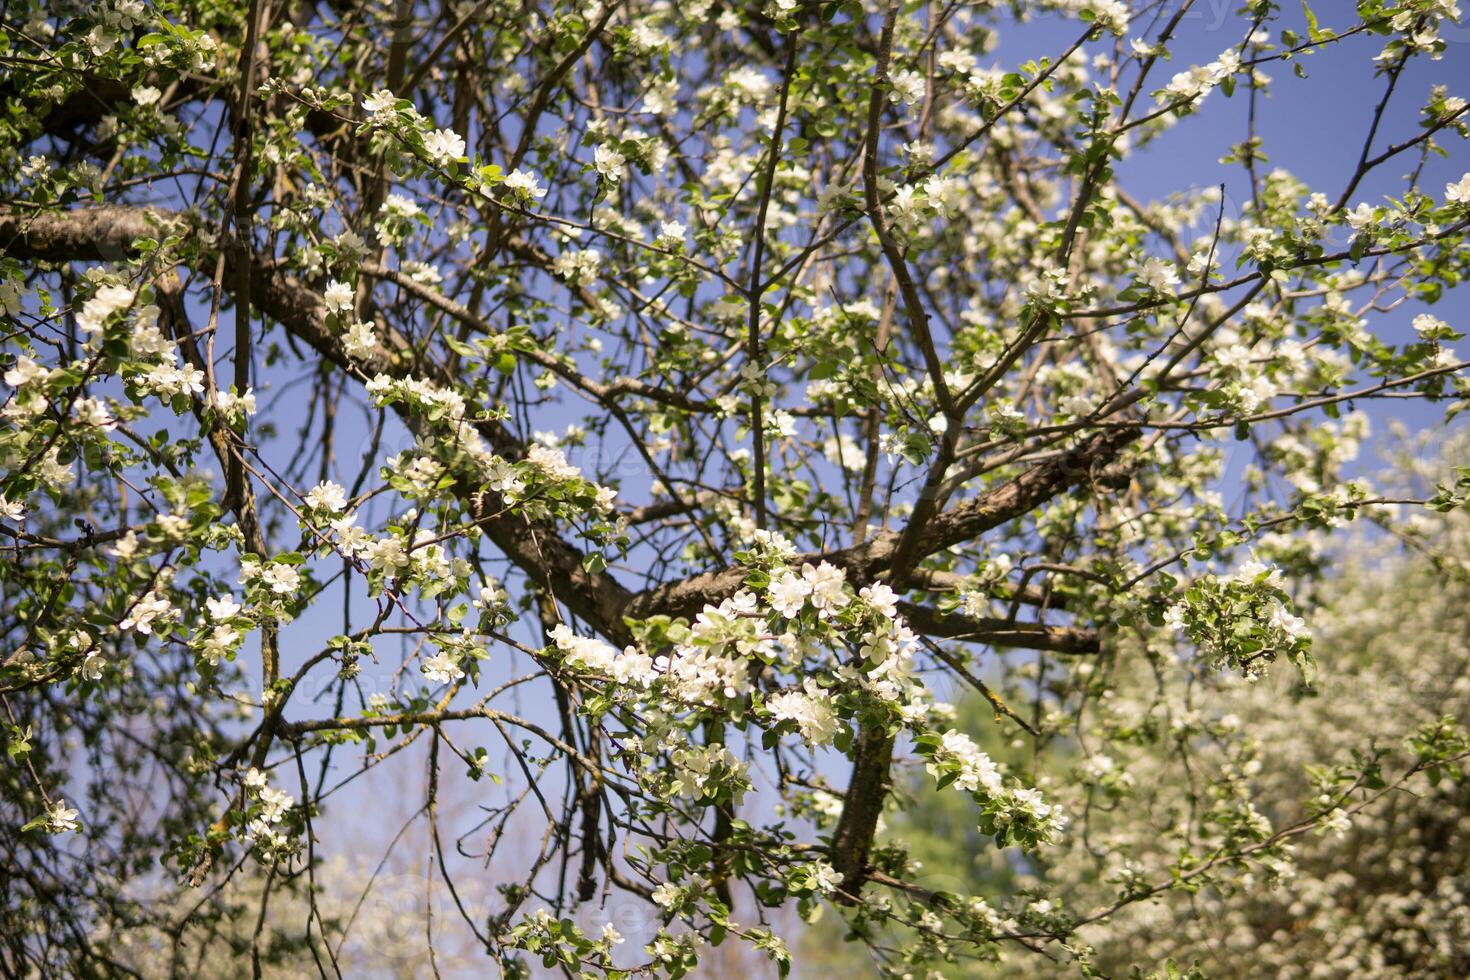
802, 428, 1470, 977
1, 0, 1468, 975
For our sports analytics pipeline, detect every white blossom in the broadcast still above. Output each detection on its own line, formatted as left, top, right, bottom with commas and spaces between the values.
421, 651, 465, 684
45, 799, 80, 833
304, 480, 348, 513
1445, 172, 1470, 204
120, 591, 175, 635
323, 280, 354, 315
423, 127, 466, 164
504, 168, 547, 199
594, 144, 626, 182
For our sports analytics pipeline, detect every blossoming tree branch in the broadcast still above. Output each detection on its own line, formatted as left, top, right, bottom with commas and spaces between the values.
1, 0, 1468, 974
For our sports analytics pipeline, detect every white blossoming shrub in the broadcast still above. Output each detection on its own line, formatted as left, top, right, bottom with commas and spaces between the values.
804, 434, 1470, 977
1, 0, 1468, 975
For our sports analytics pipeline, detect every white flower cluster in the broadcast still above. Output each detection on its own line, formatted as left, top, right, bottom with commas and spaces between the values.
2, 355, 60, 429
553, 247, 601, 285
44, 799, 80, 834
887, 175, 964, 233
239, 558, 302, 615
193, 594, 245, 667
550, 623, 660, 688
63, 291, 213, 411
1160, 50, 1241, 108
1087, 0, 1129, 34
855, 604, 923, 709
76, 283, 136, 336
422, 650, 465, 685
928, 729, 1004, 795
925, 728, 1067, 842
767, 561, 849, 618
1162, 556, 1313, 681
358, 91, 484, 200
667, 738, 747, 803
119, 590, 178, 635
525, 443, 581, 481
504, 168, 547, 200
82, 0, 147, 57
242, 767, 296, 856
1233, 558, 1310, 644
594, 143, 626, 182
139, 360, 205, 400
766, 678, 839, 745
424, 128, 465, 165
667, 591, 766, 702
1447, 172, 1470, 205
59, 629, 106, 682
211, 387, 257, 424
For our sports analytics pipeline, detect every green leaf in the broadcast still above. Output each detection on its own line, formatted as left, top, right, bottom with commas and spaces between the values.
1300, 1, 1328, 41
1289, 647, 1318, 688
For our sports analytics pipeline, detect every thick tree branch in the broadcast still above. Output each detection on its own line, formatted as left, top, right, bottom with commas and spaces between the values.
0, 207, 1134, 658
895, 603, 1099, 655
